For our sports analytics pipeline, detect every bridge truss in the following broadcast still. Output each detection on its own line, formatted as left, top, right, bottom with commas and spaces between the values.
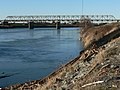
4, 15, 118, 23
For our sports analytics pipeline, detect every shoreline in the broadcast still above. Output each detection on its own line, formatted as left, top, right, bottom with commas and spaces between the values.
4, 22, 120, 90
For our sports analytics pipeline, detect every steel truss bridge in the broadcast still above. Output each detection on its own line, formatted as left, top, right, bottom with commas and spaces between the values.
0, 15, 119, 29
4, 15, 118, 23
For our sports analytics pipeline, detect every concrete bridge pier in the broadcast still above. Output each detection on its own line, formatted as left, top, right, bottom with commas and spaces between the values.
56, 21, 61, 29
2, 21, 9, 25
28, 21, 34, 29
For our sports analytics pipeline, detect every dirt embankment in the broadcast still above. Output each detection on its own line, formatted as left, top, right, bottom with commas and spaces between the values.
80, 23, 120, 48
4, 22, 120, 90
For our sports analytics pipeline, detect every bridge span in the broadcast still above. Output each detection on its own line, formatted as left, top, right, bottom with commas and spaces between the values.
0, 15, 119, 29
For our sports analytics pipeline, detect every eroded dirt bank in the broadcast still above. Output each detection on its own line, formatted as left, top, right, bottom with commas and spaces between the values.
4, 22, 120, 90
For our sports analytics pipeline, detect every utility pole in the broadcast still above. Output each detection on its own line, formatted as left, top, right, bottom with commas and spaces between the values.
82, 0, 84, 15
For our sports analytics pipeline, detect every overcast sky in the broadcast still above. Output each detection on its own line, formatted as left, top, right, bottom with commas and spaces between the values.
0, 0, 120, 19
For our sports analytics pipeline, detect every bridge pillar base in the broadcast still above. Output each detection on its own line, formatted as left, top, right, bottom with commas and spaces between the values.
28, 21, 34, 29
56, 21, 61, 30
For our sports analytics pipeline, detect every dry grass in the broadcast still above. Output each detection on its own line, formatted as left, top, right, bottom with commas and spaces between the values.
81, 22, 120, 48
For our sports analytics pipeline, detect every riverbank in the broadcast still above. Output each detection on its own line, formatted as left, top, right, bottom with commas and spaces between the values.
4, 22, 120, 90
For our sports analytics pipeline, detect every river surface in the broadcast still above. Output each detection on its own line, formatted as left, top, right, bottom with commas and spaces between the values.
0, 28, 83, 87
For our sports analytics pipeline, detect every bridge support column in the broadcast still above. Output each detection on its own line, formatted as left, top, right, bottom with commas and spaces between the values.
2, 21, 9, 25
56, 21, 61, 30
28, 21, 34, 29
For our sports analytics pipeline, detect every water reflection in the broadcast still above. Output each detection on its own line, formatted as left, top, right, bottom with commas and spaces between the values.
29, 29, 34, 38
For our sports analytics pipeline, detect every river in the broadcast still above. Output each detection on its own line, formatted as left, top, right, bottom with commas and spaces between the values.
0, 28, 83, 87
